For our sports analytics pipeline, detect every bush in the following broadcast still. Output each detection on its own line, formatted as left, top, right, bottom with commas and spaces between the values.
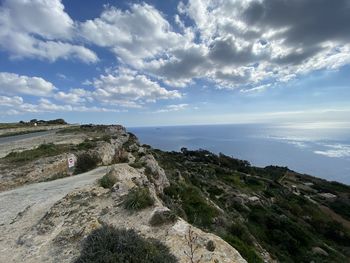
76, 139, 97, 151
99, 173, 117, 189
5, 143, 67, 163
149, 210, 177, 226
223, 234, 264, 263
129, 161, 144, 169
75, 225, 177, 263
102, 134, 112, 142
74, 153, 99, 174
206, 240, 216, 252
123, 187, 154, 211
164, 183, 219, 228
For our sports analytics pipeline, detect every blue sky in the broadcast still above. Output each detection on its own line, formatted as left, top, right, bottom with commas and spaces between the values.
0, 0, 349, 127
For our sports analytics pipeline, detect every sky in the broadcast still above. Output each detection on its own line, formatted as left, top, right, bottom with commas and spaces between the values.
0, 0, 350, 127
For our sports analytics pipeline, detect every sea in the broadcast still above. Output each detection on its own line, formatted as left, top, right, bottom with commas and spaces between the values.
129, 124, 350, 185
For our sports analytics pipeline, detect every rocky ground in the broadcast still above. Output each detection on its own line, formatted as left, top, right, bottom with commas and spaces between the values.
0, 125, 247, 263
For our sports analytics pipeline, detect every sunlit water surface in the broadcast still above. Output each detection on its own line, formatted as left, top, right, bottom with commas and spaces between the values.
129, 124, 350, 184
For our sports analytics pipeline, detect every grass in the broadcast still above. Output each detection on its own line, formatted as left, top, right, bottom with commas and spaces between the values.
163, 182, 219, 228
149, 210, 177, 226
223, 234, 264, 263
75, 225, 177, 263
129, 161, 144, 169
4, 143, 69, 163
56, 126, 82, 134
123, 187, 154, 211
75, 139, 97, 151
99, 172, 117, 189
0, 123, 30, 129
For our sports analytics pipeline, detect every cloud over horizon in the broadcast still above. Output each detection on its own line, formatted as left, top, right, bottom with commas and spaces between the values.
0, 0, 349, 121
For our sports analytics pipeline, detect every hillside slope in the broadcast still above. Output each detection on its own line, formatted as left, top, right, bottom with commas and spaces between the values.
152, 148, 350, 262
0, 125, 247, 263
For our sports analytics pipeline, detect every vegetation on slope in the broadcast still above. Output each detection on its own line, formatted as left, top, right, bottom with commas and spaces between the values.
123, 187, 155, 211
75, 225, 177, 263
4, 143, 70, 163
152, 148, 350, 263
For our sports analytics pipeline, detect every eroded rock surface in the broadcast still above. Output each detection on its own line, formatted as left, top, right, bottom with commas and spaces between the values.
0, 162, 246, 263
0, 125, 247, 263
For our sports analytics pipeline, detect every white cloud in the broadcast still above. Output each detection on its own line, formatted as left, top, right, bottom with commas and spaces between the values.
0, 0, 98, 63
54, 88, 92, 104
314, 144, 350, 158
240, 84, 271, 93
156, 103, 189, 113
1, 97, 119, 115
79, 3, 192, 67
1, 0, 350, 96
91, 68, 182, 108
171, 0, 350, 89
0, 72, 56, 96
78, 0, 348, 91
3, 0, 73, 39
0, 95, 23, 106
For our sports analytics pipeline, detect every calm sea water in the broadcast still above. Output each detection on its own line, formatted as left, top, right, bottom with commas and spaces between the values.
129, 124, 350, 185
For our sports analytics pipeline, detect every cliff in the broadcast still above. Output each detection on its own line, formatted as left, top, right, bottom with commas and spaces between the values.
0, 125, 247, 263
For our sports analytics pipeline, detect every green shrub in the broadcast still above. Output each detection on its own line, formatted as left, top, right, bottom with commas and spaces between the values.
143, 165, 152, 174
99, 173, 117, 189
129, 161, 144, 169
76, 139, 97, 151
207, 185, 224, 197
164, 183, 219, 228
149, 210, 177, 226
5, 143, 67, 163
229, 223, 253, 245
206, 240, 216, 252
123, 187, 154, 211
74, 153, 99, 174
75, 225, 177, 263
223, 234, 264, 263
102, 134, 112, 142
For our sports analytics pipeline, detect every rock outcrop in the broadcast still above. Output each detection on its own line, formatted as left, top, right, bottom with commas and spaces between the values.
0, 125, 247, 263
139, 154, 170, 194
11, 163, 246, 263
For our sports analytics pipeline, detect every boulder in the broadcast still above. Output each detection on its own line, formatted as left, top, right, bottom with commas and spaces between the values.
139, 154, 170, 194
312, 247, 329, 257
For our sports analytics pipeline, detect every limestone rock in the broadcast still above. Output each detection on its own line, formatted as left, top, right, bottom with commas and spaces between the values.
93, 141, 115, 165
139, 154, 170, 194
312, 247, 329, 256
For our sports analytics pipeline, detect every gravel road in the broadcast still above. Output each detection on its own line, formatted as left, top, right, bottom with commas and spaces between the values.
0, 166, 109, 262
0, 130, 57, 145
0, 129, 85, 158
0, 166, 109, 226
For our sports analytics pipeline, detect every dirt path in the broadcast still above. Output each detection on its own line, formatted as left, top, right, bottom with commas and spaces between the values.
0, 166, 109, 262
0, 130, 57, 145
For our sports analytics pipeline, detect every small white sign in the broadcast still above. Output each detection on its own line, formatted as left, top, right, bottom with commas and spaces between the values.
68, 155, 75, 168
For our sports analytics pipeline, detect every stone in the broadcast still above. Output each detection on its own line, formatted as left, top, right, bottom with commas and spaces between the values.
139, 154, 170, 194
312, 247, 329, 256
